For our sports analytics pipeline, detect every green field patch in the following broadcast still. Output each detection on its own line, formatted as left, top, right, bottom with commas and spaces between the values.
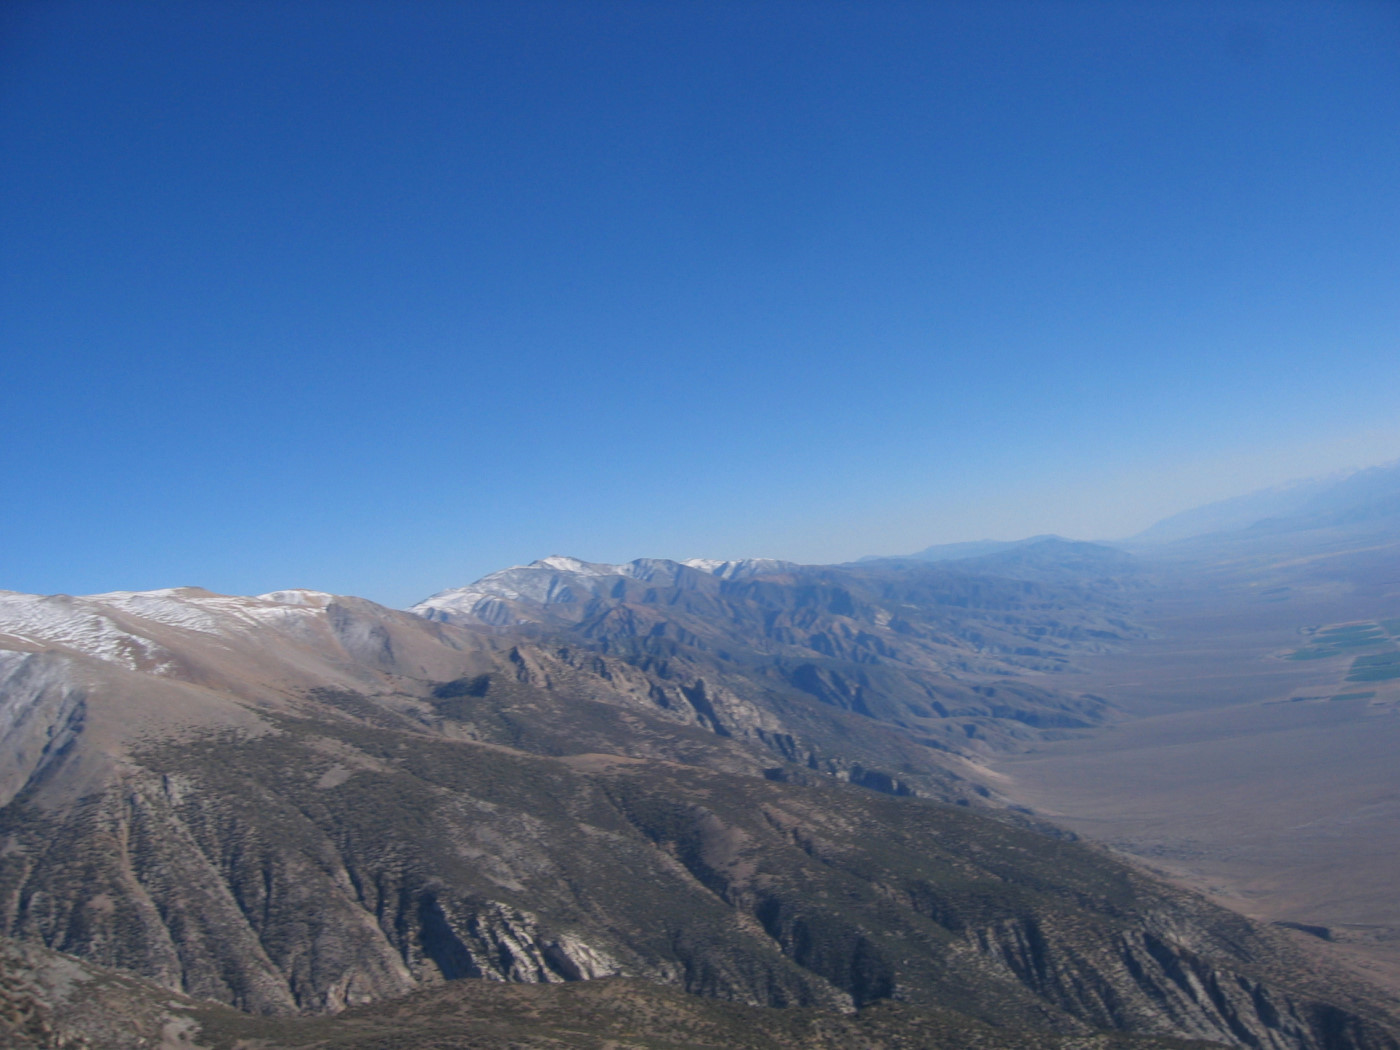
1287, 647, 1344, 660
1330, 691, 1377, 702
1287, 639, 1381, 658
1350, 650, 1400, 668
1318, 629, 1385, 645
1316, 621, 1382, 636
1345, 650, 1400, 682
1345, 665, 1400, 683
1289, 623, 1391, 660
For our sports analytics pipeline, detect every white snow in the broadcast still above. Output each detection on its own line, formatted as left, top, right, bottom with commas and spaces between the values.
257, 589, 336, 608
0, 592, 176, 672
92, 588, 325, 637
411, 554, 797, 622
681, 557, 796, 579
0, 587, 329, 672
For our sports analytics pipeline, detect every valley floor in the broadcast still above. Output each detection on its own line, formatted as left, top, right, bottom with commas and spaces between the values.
988, 561, 1400, 995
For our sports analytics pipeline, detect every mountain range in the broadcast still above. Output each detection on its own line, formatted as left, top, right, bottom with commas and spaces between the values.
2, 464, 1399, 1049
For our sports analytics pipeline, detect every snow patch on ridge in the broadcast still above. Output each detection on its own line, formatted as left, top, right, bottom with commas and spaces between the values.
410, 555, 798, 625
681, 558, 797, 580
0, 588, 334, 672
257, 589, 337, 609
0, 592, 178, 673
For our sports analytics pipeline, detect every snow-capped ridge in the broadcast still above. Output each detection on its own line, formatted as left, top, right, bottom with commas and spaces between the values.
680, 557, 798, 580
0, 586, 369, 675
410, 554, 799, 626
0, 591, 181, 674
257, 589, 337, 608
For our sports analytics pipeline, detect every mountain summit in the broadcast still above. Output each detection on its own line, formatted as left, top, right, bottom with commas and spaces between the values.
414, 555, 797, 627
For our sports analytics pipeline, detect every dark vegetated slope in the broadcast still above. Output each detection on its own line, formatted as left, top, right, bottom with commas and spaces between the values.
189, 978, 1229, 1050
414, 646, 988, 801
574, 559, 1143, 673
1, 708, 1396, 1048
0, 935, 1219, 1050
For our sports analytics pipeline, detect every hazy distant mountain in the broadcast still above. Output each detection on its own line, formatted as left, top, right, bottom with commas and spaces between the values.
935, 538, 1139, 581
1277, 461, 1400, 531
864, 537, 1138, 583
1130, 462, 1400, 545
1128, 478, 1337, 544
866, 536, 1060, 563
864, 462, 1400, 567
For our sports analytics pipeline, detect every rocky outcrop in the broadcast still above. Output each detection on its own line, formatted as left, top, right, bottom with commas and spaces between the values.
413, 896, 620, 984
0, 652, 86, 809
967, 916, 1399, 1050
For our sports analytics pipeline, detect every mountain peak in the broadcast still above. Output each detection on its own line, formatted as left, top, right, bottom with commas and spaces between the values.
412, 555, 799, 625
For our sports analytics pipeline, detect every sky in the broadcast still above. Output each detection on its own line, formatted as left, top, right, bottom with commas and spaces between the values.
2, 0, 1397, 607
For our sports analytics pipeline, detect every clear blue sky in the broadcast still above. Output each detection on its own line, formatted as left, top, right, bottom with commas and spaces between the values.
2, 0, 1397, 606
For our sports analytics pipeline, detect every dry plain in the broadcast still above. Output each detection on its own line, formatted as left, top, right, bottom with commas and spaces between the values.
991, 534, 1400, 991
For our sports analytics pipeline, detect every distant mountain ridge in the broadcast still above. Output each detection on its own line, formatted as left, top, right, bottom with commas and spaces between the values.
857, 461, 1400, 563
1127, 477, 1348, 545
860, 536, 1138, 582
872, 535, 1063, 563
1130, 461, 1400, 546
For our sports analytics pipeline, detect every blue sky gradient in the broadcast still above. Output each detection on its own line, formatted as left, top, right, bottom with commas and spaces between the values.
2, 0, 1397, 605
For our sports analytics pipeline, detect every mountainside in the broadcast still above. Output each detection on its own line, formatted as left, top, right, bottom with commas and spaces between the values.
1, 571, 1398, 1048
886, 537, 1061, 562
0, 934, 1231, 1050
1127, 480, 1350, 546
414, 554, 1141, 754
1130, 462, 1400, 547
917, 538, 1141, 583
1268, 462, 1400, 533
